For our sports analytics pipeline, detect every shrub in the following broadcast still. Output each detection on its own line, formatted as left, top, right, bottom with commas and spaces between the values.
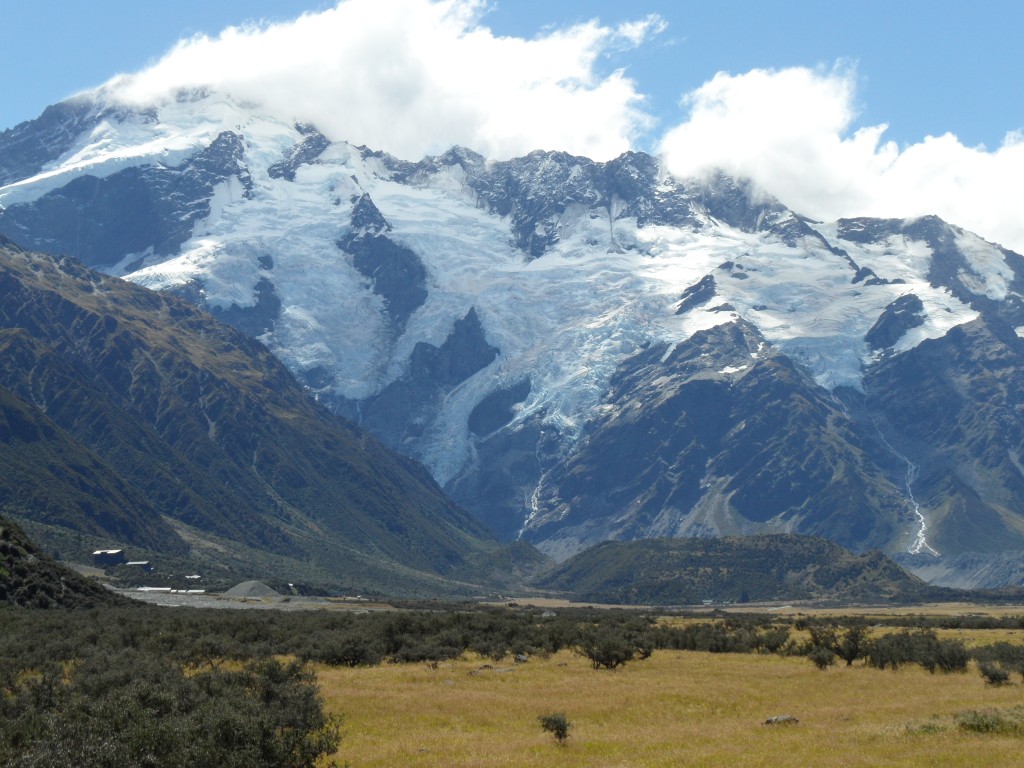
862, 629, 965, 673
653, 621, 759, 653
802, 623, 869, 667
0, 649, 341, 768
574, 628, 637, 670
806, 624, 838, 653
834, 625, 868, 667
978, 661, 1012, 686
538, 712, 572, 744
755, 625, 791, 655
956, 707, 1024, 735
303, 631, 382, 667
933, 639, 969, 673
971, 641, 1024, 678
808, 646, 837, 670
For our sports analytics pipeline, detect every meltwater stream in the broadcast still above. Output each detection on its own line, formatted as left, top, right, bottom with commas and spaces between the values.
876, 430, 939, 557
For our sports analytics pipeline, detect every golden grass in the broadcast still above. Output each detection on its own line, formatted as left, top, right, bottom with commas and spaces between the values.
737, 602, 1024, 618
935, 627, 1024, 649
316, 647, 1024, 767
657, 616, 1024, 650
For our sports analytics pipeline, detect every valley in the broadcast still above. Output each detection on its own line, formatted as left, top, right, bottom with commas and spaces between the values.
316, 642, 1024, 767
7, 589, 1024, 767
1, 3, 1021, 766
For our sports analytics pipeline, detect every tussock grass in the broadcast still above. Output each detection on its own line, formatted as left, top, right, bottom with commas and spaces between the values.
954, 706, 1024, 735
317, 649, 1024, 766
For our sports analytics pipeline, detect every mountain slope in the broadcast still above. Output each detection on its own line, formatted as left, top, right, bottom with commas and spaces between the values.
533, 534, 944, 605
0, 236, 510, 595
4, 92, 1024, 584
520, 321, 906, 560
0, 514, 124, 608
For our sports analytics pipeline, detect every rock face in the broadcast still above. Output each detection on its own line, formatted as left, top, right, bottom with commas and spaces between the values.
866, 295, 925, 351
525, 322, 904, 561
336, 194, 428, 336
4, 91, 1024, 585
342, 307, 499, 453
267, 124, 331, 182
865, 320, 1024, 556
2, 131, 253, 267
0, 98, 108, 185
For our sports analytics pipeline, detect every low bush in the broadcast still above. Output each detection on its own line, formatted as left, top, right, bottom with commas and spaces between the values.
538, 712, 572, 744
956, 707, 1024, 735
809, 645, 837, 670
0, 649, 341, 767
574, 628, 640, 670
971, 641, 1024, 678
863, 630, 967, 673
978, 661, 1012, 686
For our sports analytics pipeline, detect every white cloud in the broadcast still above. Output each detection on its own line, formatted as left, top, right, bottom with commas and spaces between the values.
96, 4, 1023, 254
104, 0, 657, 162
659, 66, 1024, 254
613, 14, 668, 47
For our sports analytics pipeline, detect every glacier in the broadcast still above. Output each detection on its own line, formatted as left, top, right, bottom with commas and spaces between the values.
3, 88, 1022, 567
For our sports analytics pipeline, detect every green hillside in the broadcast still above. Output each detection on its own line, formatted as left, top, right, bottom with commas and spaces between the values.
533, 534, 948, 605
0, 239, 526, 596
0, 515, 123, 608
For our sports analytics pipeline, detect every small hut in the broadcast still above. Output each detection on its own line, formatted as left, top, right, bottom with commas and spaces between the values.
92, 549, 126, 567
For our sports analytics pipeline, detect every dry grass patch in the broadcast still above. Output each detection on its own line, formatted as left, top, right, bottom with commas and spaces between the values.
721, 602, 1024, 618
934, 626, 1024, 649
316, 648, 1024, 767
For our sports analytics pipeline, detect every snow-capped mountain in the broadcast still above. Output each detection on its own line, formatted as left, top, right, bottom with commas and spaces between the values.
4, 90, 1024, 585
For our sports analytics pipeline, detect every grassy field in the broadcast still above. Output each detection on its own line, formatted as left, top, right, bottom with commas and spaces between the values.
317, 645, 1024, 766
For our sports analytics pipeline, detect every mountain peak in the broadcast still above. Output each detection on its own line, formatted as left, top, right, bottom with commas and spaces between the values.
4, 97, 1024, 587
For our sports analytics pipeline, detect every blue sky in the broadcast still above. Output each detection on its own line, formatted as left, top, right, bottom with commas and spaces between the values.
485, 0, 1023, 152
4, 0, 1020, 149
2, 0, 1023, 251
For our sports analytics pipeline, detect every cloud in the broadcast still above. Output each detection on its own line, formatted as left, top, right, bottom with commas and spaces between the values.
105, 0, 658, 162
98, 4, 1023, 253
659, 66, 1024, 254
612, 14, 669, 47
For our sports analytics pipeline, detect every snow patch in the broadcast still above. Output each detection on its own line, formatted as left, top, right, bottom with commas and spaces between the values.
955, 230, 1014, 300
196, 177, 247, 235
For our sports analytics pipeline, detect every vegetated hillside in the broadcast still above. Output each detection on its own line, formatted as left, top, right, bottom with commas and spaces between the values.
0, 237, 527, 596
0, 376, 181, 551
533, 534, 950, 605
0, 515, 123, 607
